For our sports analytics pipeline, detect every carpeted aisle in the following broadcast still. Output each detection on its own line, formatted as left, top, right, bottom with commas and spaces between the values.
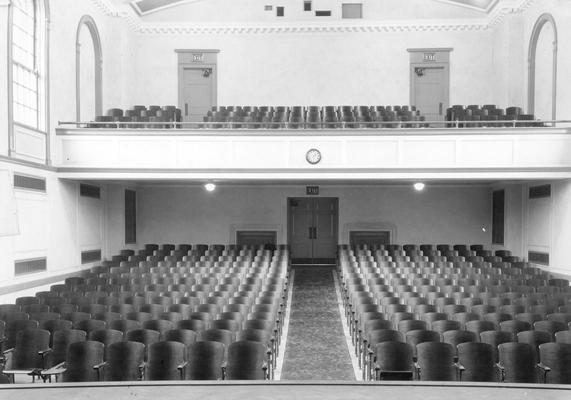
280, 266, 356, 380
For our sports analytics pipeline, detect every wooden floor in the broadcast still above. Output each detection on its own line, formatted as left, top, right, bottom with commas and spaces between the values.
1, 381, 570, 400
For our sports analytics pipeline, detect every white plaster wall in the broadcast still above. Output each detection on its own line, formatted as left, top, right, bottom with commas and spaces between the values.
48, 0, 135, 145
490, 13, 526, 111
551, 180, 571, 273
495, 0, 571, 120
128, 28, 495, 109
136, 184, 492, 247
0, 161, 110, 289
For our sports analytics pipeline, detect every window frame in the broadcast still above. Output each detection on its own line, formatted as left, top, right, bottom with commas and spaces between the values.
8, 0, 50, 162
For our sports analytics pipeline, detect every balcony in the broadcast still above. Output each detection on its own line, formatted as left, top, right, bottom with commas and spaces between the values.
55, 122, 571, 181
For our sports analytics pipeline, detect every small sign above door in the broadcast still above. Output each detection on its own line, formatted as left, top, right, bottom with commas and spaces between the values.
192, 53, 204, 63
306, 186, 319, 195
423, 52, 436, 62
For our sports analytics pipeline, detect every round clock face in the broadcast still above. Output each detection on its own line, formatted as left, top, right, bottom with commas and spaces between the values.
306, 148, 322, 164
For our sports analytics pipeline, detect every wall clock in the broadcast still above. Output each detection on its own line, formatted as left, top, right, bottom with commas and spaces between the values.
306, 148, 322, 165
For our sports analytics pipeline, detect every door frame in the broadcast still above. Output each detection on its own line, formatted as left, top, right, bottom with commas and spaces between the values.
287, 196, 339, 265
407, 48, 452, 122
176, 49, 219, 122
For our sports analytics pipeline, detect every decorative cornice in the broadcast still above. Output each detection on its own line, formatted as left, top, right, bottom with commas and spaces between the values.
138, 20, 491, 35
487, 0, 535, 27
90, 0, 535, 34
90, 0, 141, 31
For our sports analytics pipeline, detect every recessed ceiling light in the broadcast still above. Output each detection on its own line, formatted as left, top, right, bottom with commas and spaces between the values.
204, 183, 216, 192
413, 182, 425, 191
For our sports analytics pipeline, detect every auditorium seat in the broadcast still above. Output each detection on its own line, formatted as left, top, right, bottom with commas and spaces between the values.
456, 342, 496, 382
415, 342, 457, 381
145, 341, 187, 380
3, 328, 51, 383
497, 342, 538, 383
186, 341, 225, 380
95, 341, 145, 381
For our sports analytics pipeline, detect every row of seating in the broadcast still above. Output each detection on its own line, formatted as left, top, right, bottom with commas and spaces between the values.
90, 106, 182, 128
0, 244, 290, 383
338, 244, 571, 383
203, 105, 427, 129
445, 104, 544, 128
3, 328, 269, 382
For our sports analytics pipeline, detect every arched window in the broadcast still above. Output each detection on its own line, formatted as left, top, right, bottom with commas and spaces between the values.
528, 13, 557, 123
76, 15, 103, 122
11, 0, 48, 131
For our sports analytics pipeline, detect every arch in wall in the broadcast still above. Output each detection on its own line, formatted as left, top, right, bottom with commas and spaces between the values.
527, 13, 557, 123
76, 15, 103, 121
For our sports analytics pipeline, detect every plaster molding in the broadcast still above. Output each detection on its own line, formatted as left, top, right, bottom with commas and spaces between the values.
91, 0, 535, 34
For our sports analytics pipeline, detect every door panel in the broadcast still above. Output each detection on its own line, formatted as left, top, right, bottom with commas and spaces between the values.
313, 199, 337, 261
289, 197, 338, 264
182, 68, 213, 122
413, 66, 447, 122
289, 198, 314, 262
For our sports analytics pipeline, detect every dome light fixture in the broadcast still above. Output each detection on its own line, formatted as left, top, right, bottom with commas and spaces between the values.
204, 182, 216, 192
413, 182, 425, 191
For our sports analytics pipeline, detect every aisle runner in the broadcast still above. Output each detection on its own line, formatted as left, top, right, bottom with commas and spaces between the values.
280, 266, 356, 380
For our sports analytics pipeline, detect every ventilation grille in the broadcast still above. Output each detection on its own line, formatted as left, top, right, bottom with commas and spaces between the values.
15, 257, 47, 276
315, 10, 332, 16
80, 183, 101, 199
81, 249, 102, 264
13, 174, 46, 192
528, 251, 549, 265
529, 184, 551, 199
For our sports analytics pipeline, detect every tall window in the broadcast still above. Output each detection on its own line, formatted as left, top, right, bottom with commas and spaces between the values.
12, 0, 46, 131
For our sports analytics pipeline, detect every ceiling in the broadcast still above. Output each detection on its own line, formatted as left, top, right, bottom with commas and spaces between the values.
128, 0, 500, 16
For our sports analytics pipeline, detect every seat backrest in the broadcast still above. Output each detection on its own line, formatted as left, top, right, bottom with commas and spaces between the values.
104, 341, 145, 381
13, 329, 50, 369
457, 342, 496, 382
186, 341, 225, 380
374, 341, 414, 374
145, 341, 186, 381
539, 342, 571, 384
498, 342, 536, 383
63, 341, 104, 382
416, 342, 456, 381
163, 329, 197, 346
225, 340, 267, 380
51, 329, 87, 366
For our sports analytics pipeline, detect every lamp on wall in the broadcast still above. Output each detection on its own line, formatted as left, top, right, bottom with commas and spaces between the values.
202, 68, 212, 78
414, 67, 424, 77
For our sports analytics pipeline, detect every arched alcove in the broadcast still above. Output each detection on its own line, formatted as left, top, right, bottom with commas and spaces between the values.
76, 15, 102, 121
528, 13, 557, 123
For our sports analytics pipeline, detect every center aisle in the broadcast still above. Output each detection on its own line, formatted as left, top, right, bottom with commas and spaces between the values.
280, 266, 356, 380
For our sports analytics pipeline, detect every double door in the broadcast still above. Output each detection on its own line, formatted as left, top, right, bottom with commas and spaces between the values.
288, 197, 338, 265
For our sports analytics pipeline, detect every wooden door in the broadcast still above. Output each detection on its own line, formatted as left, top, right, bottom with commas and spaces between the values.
288, 197, 338, 265
411, 65, 448, 123
181, 67, 214, 122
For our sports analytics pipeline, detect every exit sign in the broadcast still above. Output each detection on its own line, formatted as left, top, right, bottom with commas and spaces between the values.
423, 52, 436, 62
306, 186, 319, 195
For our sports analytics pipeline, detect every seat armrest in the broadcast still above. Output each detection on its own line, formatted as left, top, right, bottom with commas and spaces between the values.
93, 361, 107, 381
138, 362, 146, 380
177, 361, 188, 380
537, 362, 551, 383
496, 362, 505, 382
454, 361, 465, 381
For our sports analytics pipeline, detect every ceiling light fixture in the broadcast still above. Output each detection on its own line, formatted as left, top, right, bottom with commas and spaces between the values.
413, 182, 425, 191
204, 183, 216, 192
